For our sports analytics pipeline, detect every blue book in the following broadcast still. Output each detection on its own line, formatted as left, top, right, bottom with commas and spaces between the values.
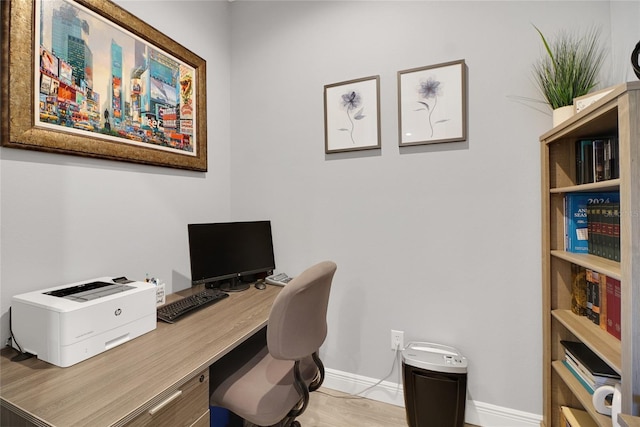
575, 139, 593, 184
565, 192, 619, 253
562, 360, 594, 394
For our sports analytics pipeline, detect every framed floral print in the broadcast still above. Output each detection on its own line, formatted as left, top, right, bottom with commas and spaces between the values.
398, 60, 467, 147
324, 75, 381, 154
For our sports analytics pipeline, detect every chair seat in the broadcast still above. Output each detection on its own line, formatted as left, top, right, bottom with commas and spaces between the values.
210, 344, 318, 426
209, 261, 337, 427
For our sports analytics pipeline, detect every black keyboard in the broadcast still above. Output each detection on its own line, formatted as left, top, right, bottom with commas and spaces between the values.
157, 288, 229, 323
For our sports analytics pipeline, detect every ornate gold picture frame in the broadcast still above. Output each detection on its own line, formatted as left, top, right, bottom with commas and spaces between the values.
1, 0, 208, 171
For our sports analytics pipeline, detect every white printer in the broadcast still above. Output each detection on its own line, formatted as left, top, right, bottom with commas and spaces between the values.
11, 277, 157, 367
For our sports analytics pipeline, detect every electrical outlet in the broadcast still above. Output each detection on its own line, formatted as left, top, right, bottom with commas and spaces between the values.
391, 330, 404, 350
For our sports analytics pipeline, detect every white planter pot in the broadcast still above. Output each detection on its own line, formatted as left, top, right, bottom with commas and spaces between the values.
552, 105, 574, 127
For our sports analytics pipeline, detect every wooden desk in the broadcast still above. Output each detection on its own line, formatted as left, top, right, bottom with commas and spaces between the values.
0, 284, 280, 427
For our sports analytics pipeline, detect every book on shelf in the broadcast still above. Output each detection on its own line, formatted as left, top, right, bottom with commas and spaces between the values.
593, 139, 605, 182
569, 264, 621, 340
603, 137, 619, 181
571, 264, 587, 316
599, 270, 607, 332
606, 276, 622, 340
562, 359, 595, 394
585, 269, 607, 329
560, 406, 598, 427
564, 350, 619, 388
601, 204, 614, 260
575, 139, 593, 185
611, 203, 621, 262
575, 137, 618, 185
585, 269, 593, 319
586, 203, 599, 257
565, 192, 619, 254
561, 341, 621, 387
586, 201, 621, 261
585, 269, 600, 325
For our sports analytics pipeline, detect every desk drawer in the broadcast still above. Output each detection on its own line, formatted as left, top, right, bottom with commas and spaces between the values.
128, 369, 209, 427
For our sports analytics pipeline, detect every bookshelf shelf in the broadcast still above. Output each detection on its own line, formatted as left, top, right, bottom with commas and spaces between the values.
552, 360, 613, 427
549, 179, 620, 194
620, 414, 640, 427
550, 251, 621, 280
552, 309, 621, 372
541, 82, 640, 427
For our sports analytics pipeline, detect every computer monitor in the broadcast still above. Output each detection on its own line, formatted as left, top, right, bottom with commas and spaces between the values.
187, 220, 276, 292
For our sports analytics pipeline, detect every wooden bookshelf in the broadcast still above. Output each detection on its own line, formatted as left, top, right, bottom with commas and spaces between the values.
620, 414, 640, 427
553, 361, 612, 426
541, 82, 640, 427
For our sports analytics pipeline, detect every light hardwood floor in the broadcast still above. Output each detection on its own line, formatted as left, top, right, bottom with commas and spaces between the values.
297, 388, 476, 427
297, 388, 407, 426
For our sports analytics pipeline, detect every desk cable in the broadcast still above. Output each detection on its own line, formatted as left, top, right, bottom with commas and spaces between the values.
317, 342, 402, 400
7, 307, 34, 362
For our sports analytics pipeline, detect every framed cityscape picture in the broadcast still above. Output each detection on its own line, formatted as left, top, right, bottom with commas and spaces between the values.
398, 59, 467, 147
324, 75, 381, 154
1, 0, 208, 171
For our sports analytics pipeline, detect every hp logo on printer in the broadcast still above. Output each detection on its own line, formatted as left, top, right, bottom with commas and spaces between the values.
115, 308, 122, 316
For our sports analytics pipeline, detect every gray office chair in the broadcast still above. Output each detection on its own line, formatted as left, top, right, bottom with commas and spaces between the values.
210, 261, 337, 427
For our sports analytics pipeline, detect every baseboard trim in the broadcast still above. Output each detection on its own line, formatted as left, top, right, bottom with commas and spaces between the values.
464, 401, 543, 427
322, 368, 542, 427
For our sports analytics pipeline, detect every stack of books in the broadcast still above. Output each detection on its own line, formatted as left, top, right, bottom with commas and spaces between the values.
564, 192, 619, 257
561, 340, 620, 394
571, 265, 622, 340
586, 200, 620, 261
575, 137, 619, 185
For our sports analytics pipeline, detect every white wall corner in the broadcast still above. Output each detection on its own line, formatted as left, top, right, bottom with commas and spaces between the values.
323, 368, 542, 427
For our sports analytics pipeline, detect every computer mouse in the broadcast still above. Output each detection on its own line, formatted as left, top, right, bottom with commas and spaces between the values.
254, 281, 266, 290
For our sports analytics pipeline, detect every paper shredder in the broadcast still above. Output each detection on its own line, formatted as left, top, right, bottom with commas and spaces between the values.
402, 342, 468, 427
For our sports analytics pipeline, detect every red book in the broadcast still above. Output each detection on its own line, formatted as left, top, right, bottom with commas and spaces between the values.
606, 276, 621, 340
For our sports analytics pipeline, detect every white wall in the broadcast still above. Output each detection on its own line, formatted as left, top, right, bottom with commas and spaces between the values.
609, 0, 640, 83
1, 0, 638, 423
228, 0, 638, 419
0, 0, 232, 342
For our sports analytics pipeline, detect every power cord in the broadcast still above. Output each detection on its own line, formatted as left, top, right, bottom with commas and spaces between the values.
318, 343, 403, 400
7, 307, 34, 362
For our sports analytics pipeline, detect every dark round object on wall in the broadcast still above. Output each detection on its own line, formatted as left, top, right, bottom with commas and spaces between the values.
632, 41, 640, 79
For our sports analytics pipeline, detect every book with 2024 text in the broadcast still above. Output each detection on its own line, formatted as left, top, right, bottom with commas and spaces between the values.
565, 192, 619, 253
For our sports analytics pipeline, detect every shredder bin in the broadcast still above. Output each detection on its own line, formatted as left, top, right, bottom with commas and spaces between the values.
402, 342, 468, 427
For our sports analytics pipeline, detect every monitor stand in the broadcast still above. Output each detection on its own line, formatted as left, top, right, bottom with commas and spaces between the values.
220, 277, 250, 292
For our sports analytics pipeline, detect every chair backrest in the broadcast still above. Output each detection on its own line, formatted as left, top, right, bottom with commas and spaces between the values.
267, 261, 337, 361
